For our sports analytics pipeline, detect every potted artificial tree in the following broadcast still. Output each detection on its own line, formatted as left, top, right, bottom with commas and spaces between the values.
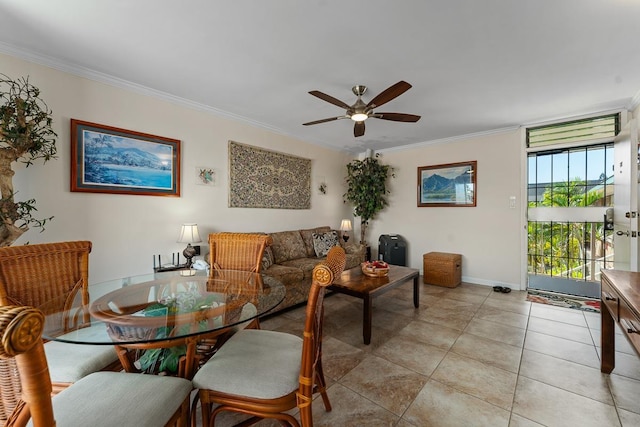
343, 153, 394, 257
0, 74, 57, 246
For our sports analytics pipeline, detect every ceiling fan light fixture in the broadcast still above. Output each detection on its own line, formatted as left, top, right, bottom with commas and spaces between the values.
351, 112, 368, 122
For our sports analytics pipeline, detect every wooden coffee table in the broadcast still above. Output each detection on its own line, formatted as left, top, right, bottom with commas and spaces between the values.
328, 265, 420, 344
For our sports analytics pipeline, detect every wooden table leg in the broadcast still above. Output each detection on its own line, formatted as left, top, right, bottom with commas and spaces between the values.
363, 295, 373, 345
413, 275, 419, 308
601, 303, 615, 373
114, 345, 138, 373
182, 338, 198, 380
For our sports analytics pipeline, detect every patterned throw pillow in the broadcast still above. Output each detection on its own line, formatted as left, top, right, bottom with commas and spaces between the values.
312, 231, 339, 257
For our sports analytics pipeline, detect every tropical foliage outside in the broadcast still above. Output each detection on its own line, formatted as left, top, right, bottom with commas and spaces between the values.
527, 178, 614, 281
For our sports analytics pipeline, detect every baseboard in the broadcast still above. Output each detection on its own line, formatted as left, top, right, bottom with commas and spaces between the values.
460, 275, 523, 291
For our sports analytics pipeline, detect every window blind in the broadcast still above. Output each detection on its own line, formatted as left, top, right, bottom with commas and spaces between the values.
527, 114, 619, 148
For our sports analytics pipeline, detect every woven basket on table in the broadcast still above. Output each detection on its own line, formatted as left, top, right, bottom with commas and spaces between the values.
361, 263, 389, 277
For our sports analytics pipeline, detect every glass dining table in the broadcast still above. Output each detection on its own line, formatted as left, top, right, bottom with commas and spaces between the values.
38, 268, 285, 379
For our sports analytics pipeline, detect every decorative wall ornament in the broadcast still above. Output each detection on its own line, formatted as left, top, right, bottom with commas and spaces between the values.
228, 141, 311, 209
315, 175, 327, 195
195, 167, 215, 186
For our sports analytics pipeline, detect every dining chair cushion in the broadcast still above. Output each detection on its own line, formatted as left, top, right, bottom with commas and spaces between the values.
193, 329, 302, 399
27, 371, 193, 427
212, 302, 257, 334
44, 342, 119, 383
44, 325, 119, 383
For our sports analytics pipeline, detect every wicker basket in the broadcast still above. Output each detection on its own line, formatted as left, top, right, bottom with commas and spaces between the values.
423, 252, 461, 287
361, 263, 389, 277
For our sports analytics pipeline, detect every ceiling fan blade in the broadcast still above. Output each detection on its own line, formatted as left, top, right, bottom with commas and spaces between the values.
365, 81, 412, 109
373, 112, 421, 122
308, 90, 351, 110
354, 121, 365, 137
302, 116, 343, 126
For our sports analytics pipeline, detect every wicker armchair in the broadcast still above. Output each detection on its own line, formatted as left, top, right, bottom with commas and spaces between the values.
0, 305, 192, 427
192, 246, 347, 427
208, 232, 273, 273
0, 241, 120, 422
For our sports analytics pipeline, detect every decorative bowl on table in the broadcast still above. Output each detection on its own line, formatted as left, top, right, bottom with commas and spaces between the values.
361, 261, 390, 277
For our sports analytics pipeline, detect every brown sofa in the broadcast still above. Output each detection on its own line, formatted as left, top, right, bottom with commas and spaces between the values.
261, 226, 365, 312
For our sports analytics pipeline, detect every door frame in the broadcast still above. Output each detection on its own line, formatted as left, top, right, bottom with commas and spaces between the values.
520, 110, 629, 293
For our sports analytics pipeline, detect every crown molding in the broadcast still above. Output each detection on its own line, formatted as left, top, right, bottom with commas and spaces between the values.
0, 42, 316, 139
3, 41, 636, 157
628, 88, 640, 113
0, 43, 352, 153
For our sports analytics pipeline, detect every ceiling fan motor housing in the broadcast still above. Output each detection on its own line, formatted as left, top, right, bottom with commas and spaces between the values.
352, 85, 367, 96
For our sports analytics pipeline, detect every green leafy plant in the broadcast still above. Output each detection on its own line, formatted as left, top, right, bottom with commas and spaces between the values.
343, 153, 395, 246
137, 290, 220, 374
0, 74, 57, 246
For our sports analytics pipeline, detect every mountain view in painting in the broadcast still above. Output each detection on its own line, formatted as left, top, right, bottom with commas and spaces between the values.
421, 171, 473, 203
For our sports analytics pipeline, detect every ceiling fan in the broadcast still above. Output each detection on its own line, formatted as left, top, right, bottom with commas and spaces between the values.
302, 80, 421, 137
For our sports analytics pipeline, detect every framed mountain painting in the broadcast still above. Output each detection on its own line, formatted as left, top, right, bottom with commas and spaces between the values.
417, 161, 476, 207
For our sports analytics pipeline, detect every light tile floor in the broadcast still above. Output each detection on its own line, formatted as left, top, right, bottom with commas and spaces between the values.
196, 279, 640, 426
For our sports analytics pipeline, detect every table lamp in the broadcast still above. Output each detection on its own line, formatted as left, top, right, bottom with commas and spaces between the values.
177, 223, 202, 267
340, 219, 352, 243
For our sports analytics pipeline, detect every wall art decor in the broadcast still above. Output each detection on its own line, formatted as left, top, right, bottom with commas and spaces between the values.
228, 141, 311, 209
316, 175, 327, 195
196, 166, 216, 186
417, 160, 476, 207
70, 119, 180, 196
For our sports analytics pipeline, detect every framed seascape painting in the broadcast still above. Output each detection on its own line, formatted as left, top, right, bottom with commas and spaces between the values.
417, 161, 476, 207
70, 120, 181, 197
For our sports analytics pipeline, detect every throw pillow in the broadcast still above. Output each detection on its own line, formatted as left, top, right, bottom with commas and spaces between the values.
300, 226, 331, 257
312, 231, 339, 258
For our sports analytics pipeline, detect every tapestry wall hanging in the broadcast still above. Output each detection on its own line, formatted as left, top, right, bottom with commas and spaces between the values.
228, 141, 311, 209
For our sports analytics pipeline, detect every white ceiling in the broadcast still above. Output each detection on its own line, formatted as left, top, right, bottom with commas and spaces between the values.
1, 0, 640, 153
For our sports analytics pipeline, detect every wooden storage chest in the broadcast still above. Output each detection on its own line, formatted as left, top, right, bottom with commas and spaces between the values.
423, 252, 462, 287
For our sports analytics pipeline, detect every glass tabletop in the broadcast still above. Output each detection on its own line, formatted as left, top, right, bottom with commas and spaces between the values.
39, 269, 285, 345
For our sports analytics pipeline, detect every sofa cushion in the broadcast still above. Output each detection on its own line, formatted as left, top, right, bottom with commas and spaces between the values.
344, 252, 363, 270
270, 231, 307, 264
262, 263, 304, 287
300, 226, 331, 257
312, 231, 339, 257
261, 246, 274, 271
280, 257, 320, 281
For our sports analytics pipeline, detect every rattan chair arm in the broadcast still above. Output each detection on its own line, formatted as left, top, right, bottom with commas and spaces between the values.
0, 306, 53, 427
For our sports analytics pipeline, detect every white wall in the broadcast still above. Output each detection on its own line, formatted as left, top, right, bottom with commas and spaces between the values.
2, 53, 354, 282
368, 130, 523, 289
0, 53, 575, 290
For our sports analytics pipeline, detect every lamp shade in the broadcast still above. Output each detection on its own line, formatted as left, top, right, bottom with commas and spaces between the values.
177, 223, 202, 244
340, 219, 352, 231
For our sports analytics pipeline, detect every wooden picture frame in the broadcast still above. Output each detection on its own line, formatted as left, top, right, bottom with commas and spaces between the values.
417, 161, 476, 207
70, 119, 180, 197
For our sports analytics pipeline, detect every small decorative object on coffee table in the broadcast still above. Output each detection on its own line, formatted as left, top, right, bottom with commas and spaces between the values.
361, 260, 389, 277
